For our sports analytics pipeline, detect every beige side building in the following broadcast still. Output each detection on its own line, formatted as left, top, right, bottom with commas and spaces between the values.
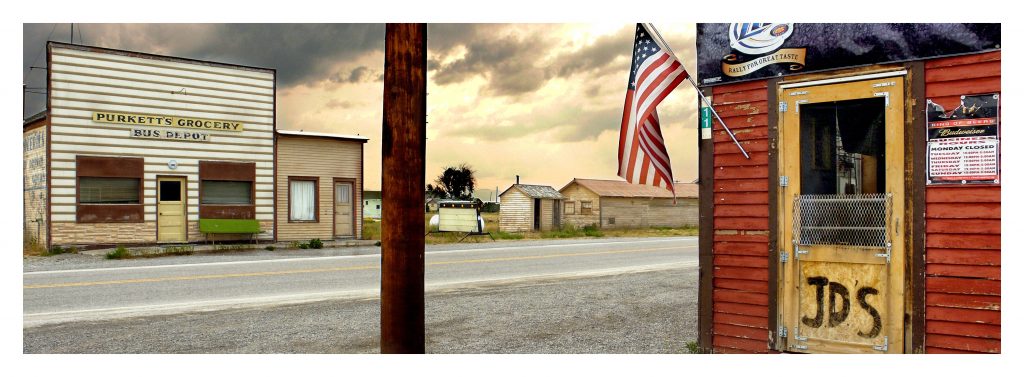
498, 182, 564, 233
559, 178, 698, 229
275, 130, 366, 241
24, 113, 49, 246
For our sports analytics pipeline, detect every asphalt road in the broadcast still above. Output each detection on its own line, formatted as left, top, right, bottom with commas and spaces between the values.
24, 236, 699, 353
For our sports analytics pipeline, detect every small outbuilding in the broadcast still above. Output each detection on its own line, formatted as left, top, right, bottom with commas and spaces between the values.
425, 197, 440, 212
276, 130, 366, 241
558, 178, 698, 229
498, 181, 564, 232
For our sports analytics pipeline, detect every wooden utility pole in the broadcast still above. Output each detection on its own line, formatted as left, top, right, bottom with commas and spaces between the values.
380, 23, 427, 354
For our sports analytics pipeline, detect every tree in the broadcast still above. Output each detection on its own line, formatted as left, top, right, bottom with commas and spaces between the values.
424, 184, 445, 199
429, 164, 476, 200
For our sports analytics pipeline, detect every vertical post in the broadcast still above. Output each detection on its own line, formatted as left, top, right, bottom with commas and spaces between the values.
380, 23, 427, 354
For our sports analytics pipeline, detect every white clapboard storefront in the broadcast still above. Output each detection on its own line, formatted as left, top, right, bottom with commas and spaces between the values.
46, 42, 275, 245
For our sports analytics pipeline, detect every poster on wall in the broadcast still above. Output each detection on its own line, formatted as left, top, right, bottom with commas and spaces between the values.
696, 23, 1001, 86
926, 94, 1000, 185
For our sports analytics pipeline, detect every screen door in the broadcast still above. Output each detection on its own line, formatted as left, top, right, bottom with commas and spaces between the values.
778, 75, 906, 353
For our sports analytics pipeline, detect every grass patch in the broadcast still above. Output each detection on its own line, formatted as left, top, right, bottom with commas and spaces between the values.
23, 231, 48, 257
365, 212, 692, 244
601, 225, 697, 238
308, 238, 324, 249
540, 224, 603, 239
105, 246, 131, 260
492, 231, 524, 240
160, 245, 195, 256
362, 217, 381, 240
685, 341, 700, 354
43, 245, 79, 256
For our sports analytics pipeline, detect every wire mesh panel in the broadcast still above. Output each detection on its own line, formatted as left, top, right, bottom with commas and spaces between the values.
793, 193, 892, 248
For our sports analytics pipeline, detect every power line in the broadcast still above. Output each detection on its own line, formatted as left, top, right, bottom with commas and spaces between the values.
25, 23, 58, 82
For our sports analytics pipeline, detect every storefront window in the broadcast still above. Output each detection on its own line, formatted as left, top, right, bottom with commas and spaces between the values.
290, 179, 317, 221
201, 180, 253, 205
79, 177, 140, 204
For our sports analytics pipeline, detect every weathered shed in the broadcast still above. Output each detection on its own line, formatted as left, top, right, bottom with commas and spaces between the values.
694, 23, 1000, 354
498, 183, 564, 232
558, 178, 698, 229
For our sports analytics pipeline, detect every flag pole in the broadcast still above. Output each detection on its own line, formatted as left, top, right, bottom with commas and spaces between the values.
644, 23, 750, 159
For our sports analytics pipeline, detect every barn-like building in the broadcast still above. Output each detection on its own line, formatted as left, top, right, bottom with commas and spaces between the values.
559, 178, 698, 229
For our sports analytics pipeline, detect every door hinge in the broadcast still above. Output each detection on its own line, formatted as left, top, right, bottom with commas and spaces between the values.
778, 325, 788, 338
780, 250, 788, 263
779, 175, 789, 187
778, 101, 787, 112
873, 336, 889, 352
875, 242, 892, 263
793, 344, 808, 351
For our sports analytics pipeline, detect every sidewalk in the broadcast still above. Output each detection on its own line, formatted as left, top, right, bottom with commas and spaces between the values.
79, 239, 379, 257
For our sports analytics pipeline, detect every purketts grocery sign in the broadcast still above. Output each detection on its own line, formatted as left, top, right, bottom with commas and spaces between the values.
92, 111, 244, 132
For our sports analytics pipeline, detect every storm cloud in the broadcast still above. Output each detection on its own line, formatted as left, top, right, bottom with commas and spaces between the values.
23, 23, 384, 115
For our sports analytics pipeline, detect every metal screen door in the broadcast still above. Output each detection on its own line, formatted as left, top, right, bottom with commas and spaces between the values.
778, 75, 905, 353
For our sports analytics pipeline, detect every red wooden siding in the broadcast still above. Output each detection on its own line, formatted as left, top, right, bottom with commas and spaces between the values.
710, 79, 774, 353
923, 51, 1001, 353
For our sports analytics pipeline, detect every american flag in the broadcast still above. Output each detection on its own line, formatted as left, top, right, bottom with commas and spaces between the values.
618, 23, 687, 197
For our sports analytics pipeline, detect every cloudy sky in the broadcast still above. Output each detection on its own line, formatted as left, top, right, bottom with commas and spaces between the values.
23, 23, 699, 192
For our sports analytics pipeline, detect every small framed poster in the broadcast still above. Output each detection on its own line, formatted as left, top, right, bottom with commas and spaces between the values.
926, 93, 1000, 185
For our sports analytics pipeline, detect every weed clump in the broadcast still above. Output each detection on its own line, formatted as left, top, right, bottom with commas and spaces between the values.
105, 246, 131, 259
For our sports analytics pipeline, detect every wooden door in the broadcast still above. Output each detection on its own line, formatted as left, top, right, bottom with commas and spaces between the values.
778, 75, 905, 353
157, 177, 186, 243
533, 198, 541, 231
335, 182, 353, 237
553, 199, 561, 228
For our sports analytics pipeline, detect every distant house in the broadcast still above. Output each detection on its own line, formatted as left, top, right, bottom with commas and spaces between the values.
558, 178, 698, 229
499, 182, 564, 232
425, 197, 441, 212
363, 191, 382, 219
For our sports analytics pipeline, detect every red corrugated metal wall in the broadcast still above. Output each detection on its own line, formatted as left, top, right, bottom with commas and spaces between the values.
710, 79, 773, 353
923, 51, 1001, 353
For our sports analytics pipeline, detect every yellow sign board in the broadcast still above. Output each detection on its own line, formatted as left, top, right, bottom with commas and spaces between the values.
92, 111, 244, 132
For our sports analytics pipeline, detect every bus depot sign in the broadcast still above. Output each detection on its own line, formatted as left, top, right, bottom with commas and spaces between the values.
697, 23, 1000, 85
130, 128, 211, 142
93, 111, 244, 132
927, 94, 1000, 185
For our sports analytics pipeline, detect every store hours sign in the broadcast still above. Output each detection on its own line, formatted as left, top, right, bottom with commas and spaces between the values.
927, 94, 1000, 185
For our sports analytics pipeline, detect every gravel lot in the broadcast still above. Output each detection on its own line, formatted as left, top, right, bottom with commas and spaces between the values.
24, 266, 697, 354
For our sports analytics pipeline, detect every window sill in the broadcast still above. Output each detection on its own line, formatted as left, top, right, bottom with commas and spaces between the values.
76, 204, 144, 223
